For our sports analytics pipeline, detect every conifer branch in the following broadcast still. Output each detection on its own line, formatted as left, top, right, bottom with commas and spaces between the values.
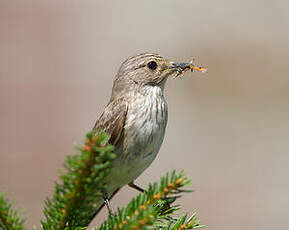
158, 213, 205, 230
92, 171, 204, 230
0, 193, 26, 230
0, 132, 204, 230
41, 132, 116, 230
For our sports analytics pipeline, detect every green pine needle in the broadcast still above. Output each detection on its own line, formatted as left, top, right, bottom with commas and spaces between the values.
0, 193, 26, 230
93, 171, 203, 230
40, 132, 116, 230
1, 131, 205, 230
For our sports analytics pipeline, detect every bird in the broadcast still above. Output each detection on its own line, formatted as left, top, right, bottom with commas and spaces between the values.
91, 53, 206, 216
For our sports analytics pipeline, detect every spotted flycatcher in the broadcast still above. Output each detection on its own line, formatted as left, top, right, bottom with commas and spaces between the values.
92, 53, 206, 215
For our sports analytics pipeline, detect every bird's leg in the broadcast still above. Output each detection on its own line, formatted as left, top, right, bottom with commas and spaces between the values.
128, 182, 145, 193
90, 188, 120, 220
103, 191, 113, 215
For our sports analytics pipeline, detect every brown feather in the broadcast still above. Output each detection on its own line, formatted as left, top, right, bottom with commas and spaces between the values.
92, 97, 128, 145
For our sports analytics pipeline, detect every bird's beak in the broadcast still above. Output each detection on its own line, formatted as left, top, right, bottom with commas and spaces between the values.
169, 62, 191, 69
166, 61, 207, 78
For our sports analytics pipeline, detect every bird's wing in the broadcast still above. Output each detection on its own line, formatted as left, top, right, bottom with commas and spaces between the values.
92, 97, 128, 145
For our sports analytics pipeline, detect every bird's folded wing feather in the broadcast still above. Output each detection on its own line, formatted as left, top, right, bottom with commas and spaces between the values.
92, 98, 128, 145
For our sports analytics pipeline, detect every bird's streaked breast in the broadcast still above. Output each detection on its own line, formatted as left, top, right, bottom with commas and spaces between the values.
110, 85, 168, 187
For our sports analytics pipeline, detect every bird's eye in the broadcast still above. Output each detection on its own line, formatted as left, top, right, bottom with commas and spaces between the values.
147, 61, 158, 70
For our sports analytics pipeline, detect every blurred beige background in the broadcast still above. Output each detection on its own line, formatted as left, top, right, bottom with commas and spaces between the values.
1, 0, 289, 229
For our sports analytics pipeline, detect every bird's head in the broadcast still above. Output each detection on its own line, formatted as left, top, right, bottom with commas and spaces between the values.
111, 53, 206, 99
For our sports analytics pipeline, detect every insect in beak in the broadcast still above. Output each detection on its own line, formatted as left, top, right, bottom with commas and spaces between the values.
168, 61, 207, 78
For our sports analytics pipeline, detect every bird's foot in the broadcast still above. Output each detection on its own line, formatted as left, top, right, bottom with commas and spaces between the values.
103, 192, 113, 215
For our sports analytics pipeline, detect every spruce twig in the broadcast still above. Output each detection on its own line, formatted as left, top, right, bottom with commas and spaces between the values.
40, 132, 116, 230
0, 132, 205, 230
0, 193, 26, 230
93, 171, 203, 230
158, 213, 205, 230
